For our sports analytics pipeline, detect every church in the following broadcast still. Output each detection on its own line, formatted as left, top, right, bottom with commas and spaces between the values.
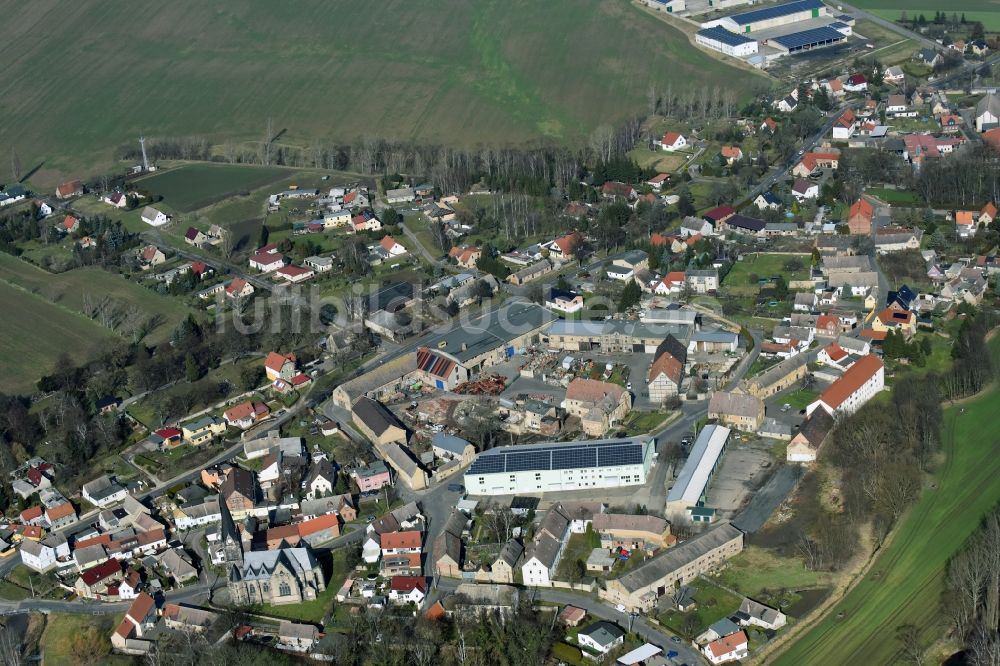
220, 498, 326, 606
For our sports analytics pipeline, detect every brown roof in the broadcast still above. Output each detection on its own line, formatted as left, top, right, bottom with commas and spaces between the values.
815, 354, 883, 410
264, 351, 295, 373
708, 391, 763, 420
648, 338, 684, 386
45, 501, 75, 521
565, 378, 625, 404
224, 401, 256, 422
849, 198, 874, 221
794, 409, 834, 448
591, 513, 669, 535
127, 592, 156, 624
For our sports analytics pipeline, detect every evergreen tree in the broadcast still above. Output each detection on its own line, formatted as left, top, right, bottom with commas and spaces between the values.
184, 353, 202, 382
617, 280, 641, 312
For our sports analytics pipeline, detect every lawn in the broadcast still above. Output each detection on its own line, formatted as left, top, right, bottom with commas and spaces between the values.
779, 389, 818, 411
0, 253, 194, 346
39, 613, 132, 666
0, 280, 117, 394
722, 253, 811, 297
848, 0, 1000, 31
628, 147, 687, 174
712, 546, 836, 610
623, 410, 675, 436
866, 187, 921, 205
774, 334, 1000, 665
135, 163, 290, 212
0, 0, 763, 185
657, 576, 743, 639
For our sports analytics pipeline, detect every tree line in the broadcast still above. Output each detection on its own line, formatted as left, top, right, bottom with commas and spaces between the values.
945, 506, 1000, 665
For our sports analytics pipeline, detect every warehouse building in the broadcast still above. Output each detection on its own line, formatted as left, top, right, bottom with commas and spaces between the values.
767, 25, 847, 53
666, 425, 731, 519
464, 437, 655, 496
696, 26, 759, 57
703, 0, 829, 33
421, 302, 552, 373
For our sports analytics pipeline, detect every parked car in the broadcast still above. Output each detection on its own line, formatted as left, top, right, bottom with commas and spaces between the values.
447, 483, 464, 493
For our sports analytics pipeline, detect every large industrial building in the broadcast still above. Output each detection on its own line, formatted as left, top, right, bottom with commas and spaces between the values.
545, 319, 695, 354
703, 0, 829, 33
666, 425, 731, 519
767, 25, 847, 53
464, 437, 655, 496
696, 26, 759, 57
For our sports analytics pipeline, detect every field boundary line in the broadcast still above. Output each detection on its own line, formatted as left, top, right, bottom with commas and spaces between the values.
761, 328, 1000, 663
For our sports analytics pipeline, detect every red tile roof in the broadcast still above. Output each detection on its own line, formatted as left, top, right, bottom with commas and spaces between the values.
390, 575, 426, 593
661, 131, 683, 146
380, 235, 402, 252
45, 502, 76, 522
80, 558, 121, 586
823, 343, 848, 362
75, 534, 112, 550
849, 198, 873, 221
20, 506, 42, 522
704, 206, 735, 222
815, 354, 883, 410
62, 215, 78, 231
127, 592, 156, 624
707, 630, 747, 658
297, 513, 341, 538
225, 278, 250, 295
265, 352, 295, 373
380, 530, 422, 550
155, 427, 181, 439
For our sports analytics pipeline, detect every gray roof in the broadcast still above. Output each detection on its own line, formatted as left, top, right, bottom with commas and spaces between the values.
432, 433, 472, 456
614, 523, 743, 592
352, 397, 404, 437
525, 532, 561, 568
823, 255, 873, 272
233, 547, 318, 582
497, 538, 524, 567
708, 391, 763, 419
421, 302, 551, 363
708, 617, 741, 638
977, 93, 1000, 118
578, 621, 625, 648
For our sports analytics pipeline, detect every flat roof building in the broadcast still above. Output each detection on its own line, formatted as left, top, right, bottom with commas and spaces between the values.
696, 26, 759, 57
704, 0, 828, 33
465, 437, 655, 496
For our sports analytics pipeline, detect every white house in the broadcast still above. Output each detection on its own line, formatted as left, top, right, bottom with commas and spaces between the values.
82, 476, 127, 508
20, 536, 70, 573
140, 206, 170, 227
249, 251, 285, 272
521, 536, 561, 586
388, 576, 426, 606
975, 93, 1000, 132
738, 598, 787, 630
660, 132, 687, 152
378, 236, 407, 256
792, 179, 819, 201
577, 622, 626, 655
703, 631, 749, 664
806, 354, 884, 417
362, 535, 382, 564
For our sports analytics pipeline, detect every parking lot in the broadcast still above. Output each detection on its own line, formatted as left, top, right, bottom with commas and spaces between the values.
704, 438, 776, 519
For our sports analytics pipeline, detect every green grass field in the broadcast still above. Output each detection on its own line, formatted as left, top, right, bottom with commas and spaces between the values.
39, 614, 132, 666
0, 281, 116, 393
774, 334, 1000, 665
136, 163, 289, 212
849, 0, 1000, 31
0, 0, 763, 184
0, 253, 193, 346
723, 253, 811, 297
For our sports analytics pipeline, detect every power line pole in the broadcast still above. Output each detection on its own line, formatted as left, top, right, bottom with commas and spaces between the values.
139, 135, 149, 172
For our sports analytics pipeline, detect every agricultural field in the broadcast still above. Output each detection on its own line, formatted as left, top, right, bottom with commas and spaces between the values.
135, 163, 289, 212
0, 253, 194, 346
0, 0, 763, 185
774, 334, 1000, 665
0, 281, 116, 394
849, 0, 1000, 31
628, 147, 688, 174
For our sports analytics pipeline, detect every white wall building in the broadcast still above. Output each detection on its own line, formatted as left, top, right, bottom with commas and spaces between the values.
806, 354, 884, 417
464, 438, 654, 496
666, 425, 730, 518
695, 26, 759, 57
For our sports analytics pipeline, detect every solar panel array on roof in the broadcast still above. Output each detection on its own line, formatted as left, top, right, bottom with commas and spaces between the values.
697, 26, 756, 47
729, 0, 824, 26
771, 26, 846, 50
467, 439, 646, 475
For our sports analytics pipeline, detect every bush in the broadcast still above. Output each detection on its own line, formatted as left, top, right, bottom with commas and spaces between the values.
552, 642, 583, 665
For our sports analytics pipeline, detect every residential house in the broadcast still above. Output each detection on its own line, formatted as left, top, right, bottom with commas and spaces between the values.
703, 630, 749, 664
278, 621, 321, 653
264, 351, 297, 382
792, 178, 819, 201
379, 235, 407, 256
388, 575, 427, 606
545, 287, 584, 315
350, 460, 392, 493
55, 180, 83, 199
577, 622, 626, 656
431, 433, 475, 466
847, 198, 874, 234
249, 250, 285, 272
44, 501, 77, 530
680, 216, 714, 238
917, 48, 941, 68
184, 227, 208, 246
274, 264, 314, 283
720, 146, 743, 165
755, 192, 782, 210
61, 215, 80, 234
737, 598, 787, 630
546, 231, 583, 261
141, 207, 170, 227
884, 65, 905, 83
980, 202, 997, 226
708, 391, 764, 432
874, 227, 922, 253
74, 558, 122, 599
647, 173, 670, 191
955, 210, 978, 238
873, 307, 917, 337
448, 245, 481, 268
20, 534, 70, 573
223, 401, 270, 430
563, 378, 632, 437
82, 476, 127, 508
601, 181, 637, 201
843, 73, 867, 92
433, 511, 465, 578
660, 132, 687, 151
647, 335, 687, 402
303, 256, 334, 272
181, 416, 226, 445
686, 269, 719, 294
703, 206, 735, 227
224, 278, 255, 299
832, 109, 858, 140
220, 467, 257, 519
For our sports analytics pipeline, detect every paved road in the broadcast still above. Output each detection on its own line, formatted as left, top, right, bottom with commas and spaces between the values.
141, 228, 274, 292
745, 104, 851, 204
731, 464, 805, 534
